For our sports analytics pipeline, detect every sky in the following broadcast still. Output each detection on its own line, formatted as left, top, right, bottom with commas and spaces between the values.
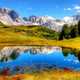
0, 0, 80, 19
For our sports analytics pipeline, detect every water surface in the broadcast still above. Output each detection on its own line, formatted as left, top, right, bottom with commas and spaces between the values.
0, 46, 80, 72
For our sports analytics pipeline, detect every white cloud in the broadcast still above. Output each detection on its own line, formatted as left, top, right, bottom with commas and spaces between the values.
73, 5, 80, 13
74, 5, 80, 10
64, 8, 72, 11
64, 5, 80, 13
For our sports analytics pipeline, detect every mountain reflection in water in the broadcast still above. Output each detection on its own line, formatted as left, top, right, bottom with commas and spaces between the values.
0, 46, 80, 72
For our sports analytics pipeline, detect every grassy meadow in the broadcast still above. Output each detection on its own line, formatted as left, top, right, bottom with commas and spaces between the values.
0, 25, 80, 49
0, 70, 80, 80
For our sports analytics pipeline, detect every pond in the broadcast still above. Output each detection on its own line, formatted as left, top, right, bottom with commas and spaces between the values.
0, 46, 80, 75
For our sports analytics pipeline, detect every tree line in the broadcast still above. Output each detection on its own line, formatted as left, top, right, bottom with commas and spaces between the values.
59, 21, 80, 40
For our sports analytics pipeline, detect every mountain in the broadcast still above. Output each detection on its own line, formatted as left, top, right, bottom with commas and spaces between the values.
63, 16, 74, 24
0, 8, 25, 26
26, 15, 80, 32
0, 8, 80, 32
25, 16, 65, 32
63, 15, 80, 25
73, 15, 80, 21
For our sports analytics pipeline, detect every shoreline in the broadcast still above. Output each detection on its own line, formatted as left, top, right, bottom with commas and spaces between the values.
0, 40, 79, 50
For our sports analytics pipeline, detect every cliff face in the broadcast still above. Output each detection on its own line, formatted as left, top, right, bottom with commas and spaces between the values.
0, 8, 79, 32
0, 8, 24, 26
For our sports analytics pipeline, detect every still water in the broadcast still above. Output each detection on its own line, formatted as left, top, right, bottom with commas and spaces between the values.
0, 46, 80, 71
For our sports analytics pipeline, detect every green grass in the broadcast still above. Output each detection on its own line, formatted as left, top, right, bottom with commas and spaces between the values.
0, 25, 58, 45
0, 25, 80, 49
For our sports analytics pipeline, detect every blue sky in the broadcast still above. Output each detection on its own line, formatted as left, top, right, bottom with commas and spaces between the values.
0, 0, 80, 19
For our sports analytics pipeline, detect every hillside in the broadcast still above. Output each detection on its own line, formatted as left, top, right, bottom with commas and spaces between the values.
0, 25, 59, 45
0, 24, 80, 50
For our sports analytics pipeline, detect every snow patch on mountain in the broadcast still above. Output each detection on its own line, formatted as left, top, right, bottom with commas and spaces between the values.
0, 8, 79, 32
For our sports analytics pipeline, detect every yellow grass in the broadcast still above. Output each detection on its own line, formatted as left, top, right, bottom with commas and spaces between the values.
0, 70, 80, 80
0, 37, 80, 49
0, 26, 80, 49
